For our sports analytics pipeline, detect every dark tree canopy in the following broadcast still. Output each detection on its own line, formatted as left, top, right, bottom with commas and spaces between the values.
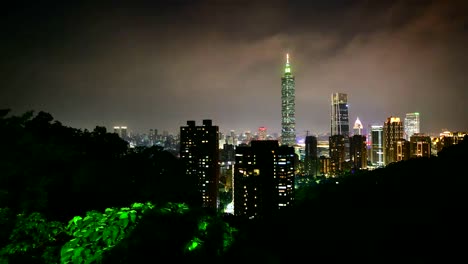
0, 110, 199, 222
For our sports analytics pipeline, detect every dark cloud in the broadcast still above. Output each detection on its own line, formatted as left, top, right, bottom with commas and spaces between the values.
1, 0, 467, 136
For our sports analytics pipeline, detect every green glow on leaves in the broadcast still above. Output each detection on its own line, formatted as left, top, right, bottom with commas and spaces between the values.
198, 221, 209, 231
187, 237, 202, 251
131, 202, 143, 209
119, 212, 128, 219
71, 216, 82, 225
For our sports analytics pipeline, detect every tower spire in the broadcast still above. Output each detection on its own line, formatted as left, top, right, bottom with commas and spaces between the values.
284, 53, 291, 74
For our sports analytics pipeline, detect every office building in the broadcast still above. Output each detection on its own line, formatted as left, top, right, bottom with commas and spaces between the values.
404, 112, 420, 140
383, 117, 404, 165
370, 125, 384, 167
331, 93, 350, 159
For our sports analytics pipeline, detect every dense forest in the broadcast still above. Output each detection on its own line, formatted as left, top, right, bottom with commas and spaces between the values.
1, 109, 467, 263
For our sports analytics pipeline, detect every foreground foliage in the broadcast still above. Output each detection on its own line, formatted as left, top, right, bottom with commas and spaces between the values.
0, 202, 237, 263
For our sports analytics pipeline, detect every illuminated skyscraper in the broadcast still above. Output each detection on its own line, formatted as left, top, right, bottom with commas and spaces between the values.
383, 116, 404, 165
180, 120, 219, 209
330, 93, 350, 159
370, 125, 384, 167
404, 112, 420, 140
281, 53, 296, 146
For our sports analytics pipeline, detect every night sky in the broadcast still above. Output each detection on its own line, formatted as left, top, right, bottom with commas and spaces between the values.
2, 0, 467, 136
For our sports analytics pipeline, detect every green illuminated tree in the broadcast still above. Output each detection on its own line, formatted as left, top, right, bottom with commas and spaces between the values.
0, 212, 66, 263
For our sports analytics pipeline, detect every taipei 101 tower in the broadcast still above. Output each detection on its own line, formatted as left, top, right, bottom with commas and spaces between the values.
281, 53, 296, 146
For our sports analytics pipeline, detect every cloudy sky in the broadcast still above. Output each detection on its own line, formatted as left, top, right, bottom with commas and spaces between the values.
1, 0, 467, 136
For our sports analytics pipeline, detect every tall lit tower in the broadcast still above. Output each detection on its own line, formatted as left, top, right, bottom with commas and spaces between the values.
404, 112, 420, 140
281, 53, 296, 146
331, 93, 350, 159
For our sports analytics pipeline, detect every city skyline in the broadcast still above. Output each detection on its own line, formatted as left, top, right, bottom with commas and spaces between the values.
2, 1, 468, 135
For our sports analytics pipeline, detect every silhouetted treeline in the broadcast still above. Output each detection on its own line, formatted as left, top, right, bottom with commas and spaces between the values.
0, 109, 200, 224
222, 135, 468, 263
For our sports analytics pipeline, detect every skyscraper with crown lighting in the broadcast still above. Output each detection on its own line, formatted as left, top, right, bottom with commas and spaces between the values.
353, 117, 363, 135
281, 53, 296, 146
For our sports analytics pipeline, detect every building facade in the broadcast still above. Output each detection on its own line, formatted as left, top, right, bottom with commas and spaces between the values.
180, 120, 220, 210
404, 112, 420, 140
350, 135, 367, 170
331, 93, 350, 160
409, 133, 431, 158
370, 125, 384, 167
304, 135, 318, 177
234, 140, 295, 219
383, 117, 404, 165
258, 126, 267, 140
329, 135, 345, 175
395, 139, 410, 162
113, 126, 128, 139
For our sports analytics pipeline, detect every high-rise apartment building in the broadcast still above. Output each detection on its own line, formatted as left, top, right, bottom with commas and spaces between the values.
281, 53, 296, 146
330, 93, 350, 160
234, 140, 295, 219
370, 125, 384, 167
383, 117, 404, 165
404, 112, 420, 140
180, 120, 219, 210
